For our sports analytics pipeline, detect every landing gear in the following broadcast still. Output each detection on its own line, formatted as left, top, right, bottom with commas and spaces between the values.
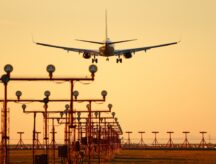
92, 58, 98, 63
116, 58, 122, 63
106, 57, 109, 61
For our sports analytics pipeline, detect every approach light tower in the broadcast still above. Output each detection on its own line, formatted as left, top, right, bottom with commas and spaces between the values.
152, 131, 159, 147
166, 131, 174, 148
15, 132, 26, 150
199, 131, 208, 148
125, 131, 132, 148
138, 131, 145, 147
182, 131, 190, 148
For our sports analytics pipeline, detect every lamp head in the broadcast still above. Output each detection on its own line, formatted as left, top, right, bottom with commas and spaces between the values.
108, 104, 112, 110
77, 112, 81, 117
4, 64, 13, 74
86, 104, 90, 110
94, 111, 99, 117
60, 112, 64, 118
1, 74, 10, 85
73, 90, 79, 100
22, 104, 26, 112
65, 104, 70, 110
46, 64, 55, 79
89, 64, 97, 75
101, 90, 107, 99
44, 90, 51, 97
16, 91, 22, 100
112, 112, 116, 118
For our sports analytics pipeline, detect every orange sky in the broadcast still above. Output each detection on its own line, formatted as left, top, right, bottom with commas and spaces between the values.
1, 0, 216, 144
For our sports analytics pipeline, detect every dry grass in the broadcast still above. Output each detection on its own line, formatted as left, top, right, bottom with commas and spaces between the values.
1, 149, 216, 163
111, 149, 216, 164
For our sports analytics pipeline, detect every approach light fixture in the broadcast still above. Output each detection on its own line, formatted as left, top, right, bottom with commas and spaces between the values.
65, 104, 70, 110
46, 64, 55, 79
15, 91, 22, 100
22, 104, 27, 112
112, 112, 116, 118
1, 74, 10, 85
101, 90, 107, 99
44, 90, 51, 97
108, 104, 113, 110
89, 64, 97, 77
73, 90, 79, 100
94, 111, 99, 117
4, 64, 13, 74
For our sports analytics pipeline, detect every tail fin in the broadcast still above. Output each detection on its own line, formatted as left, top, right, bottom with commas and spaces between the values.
105, 10, 108, 40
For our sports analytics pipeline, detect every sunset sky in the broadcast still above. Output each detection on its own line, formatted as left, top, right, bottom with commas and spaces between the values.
1, 0, 216, 144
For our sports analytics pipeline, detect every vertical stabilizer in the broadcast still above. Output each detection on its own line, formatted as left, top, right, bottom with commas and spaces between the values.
105, 10, 108, 40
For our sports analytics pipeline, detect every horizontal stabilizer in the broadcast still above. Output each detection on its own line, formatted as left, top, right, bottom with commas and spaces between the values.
109, 39, 137, 44
76, 39, 105, 45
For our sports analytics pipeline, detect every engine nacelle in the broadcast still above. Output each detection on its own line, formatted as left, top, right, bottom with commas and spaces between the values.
83, 52, 91, 59
123, 52, 132, 59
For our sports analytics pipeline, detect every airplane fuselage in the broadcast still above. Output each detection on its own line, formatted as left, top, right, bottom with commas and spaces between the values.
99, 44, 115, 57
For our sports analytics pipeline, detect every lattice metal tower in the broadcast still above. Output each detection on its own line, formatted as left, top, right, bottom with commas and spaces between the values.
15, 132, 26, 149
199, 131, 208, 148
35, 131, 42, 149
138, 131, 145, 146
166, 131, 174, 148
125, 131, 132, 147
182, 131, 190, 148
152, 131, 159, 147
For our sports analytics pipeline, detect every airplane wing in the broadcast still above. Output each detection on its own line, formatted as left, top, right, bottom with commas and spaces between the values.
35, 42, 99, 55
114, 42, 178, 55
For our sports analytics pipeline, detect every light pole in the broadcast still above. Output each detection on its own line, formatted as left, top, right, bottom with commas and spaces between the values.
1, 64, 13, 164
43, 90, 51, 157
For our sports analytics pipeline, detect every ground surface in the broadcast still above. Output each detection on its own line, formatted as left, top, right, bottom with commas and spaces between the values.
3, 149, 216, 163
110, 149, 216, 164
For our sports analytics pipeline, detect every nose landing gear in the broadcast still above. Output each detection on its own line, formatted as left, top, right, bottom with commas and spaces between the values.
92, 58, 98, 63
116, 58, 122, 63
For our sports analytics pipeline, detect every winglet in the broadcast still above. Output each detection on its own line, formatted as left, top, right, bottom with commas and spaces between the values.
31, 33, 36, 44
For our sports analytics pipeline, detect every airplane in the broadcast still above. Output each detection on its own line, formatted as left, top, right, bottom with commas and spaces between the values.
35, 11, 178, 63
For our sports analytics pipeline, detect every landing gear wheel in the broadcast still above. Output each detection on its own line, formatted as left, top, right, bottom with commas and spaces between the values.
92, 58, 98, 63
116, 58, 122, 63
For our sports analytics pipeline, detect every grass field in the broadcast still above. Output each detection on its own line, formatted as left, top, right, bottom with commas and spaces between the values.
111, 149, 216, 164
2, 149, 216, 163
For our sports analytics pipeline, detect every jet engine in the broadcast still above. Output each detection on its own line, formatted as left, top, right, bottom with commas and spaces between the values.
83, 52, 91, 59
123, 52, 132, 58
